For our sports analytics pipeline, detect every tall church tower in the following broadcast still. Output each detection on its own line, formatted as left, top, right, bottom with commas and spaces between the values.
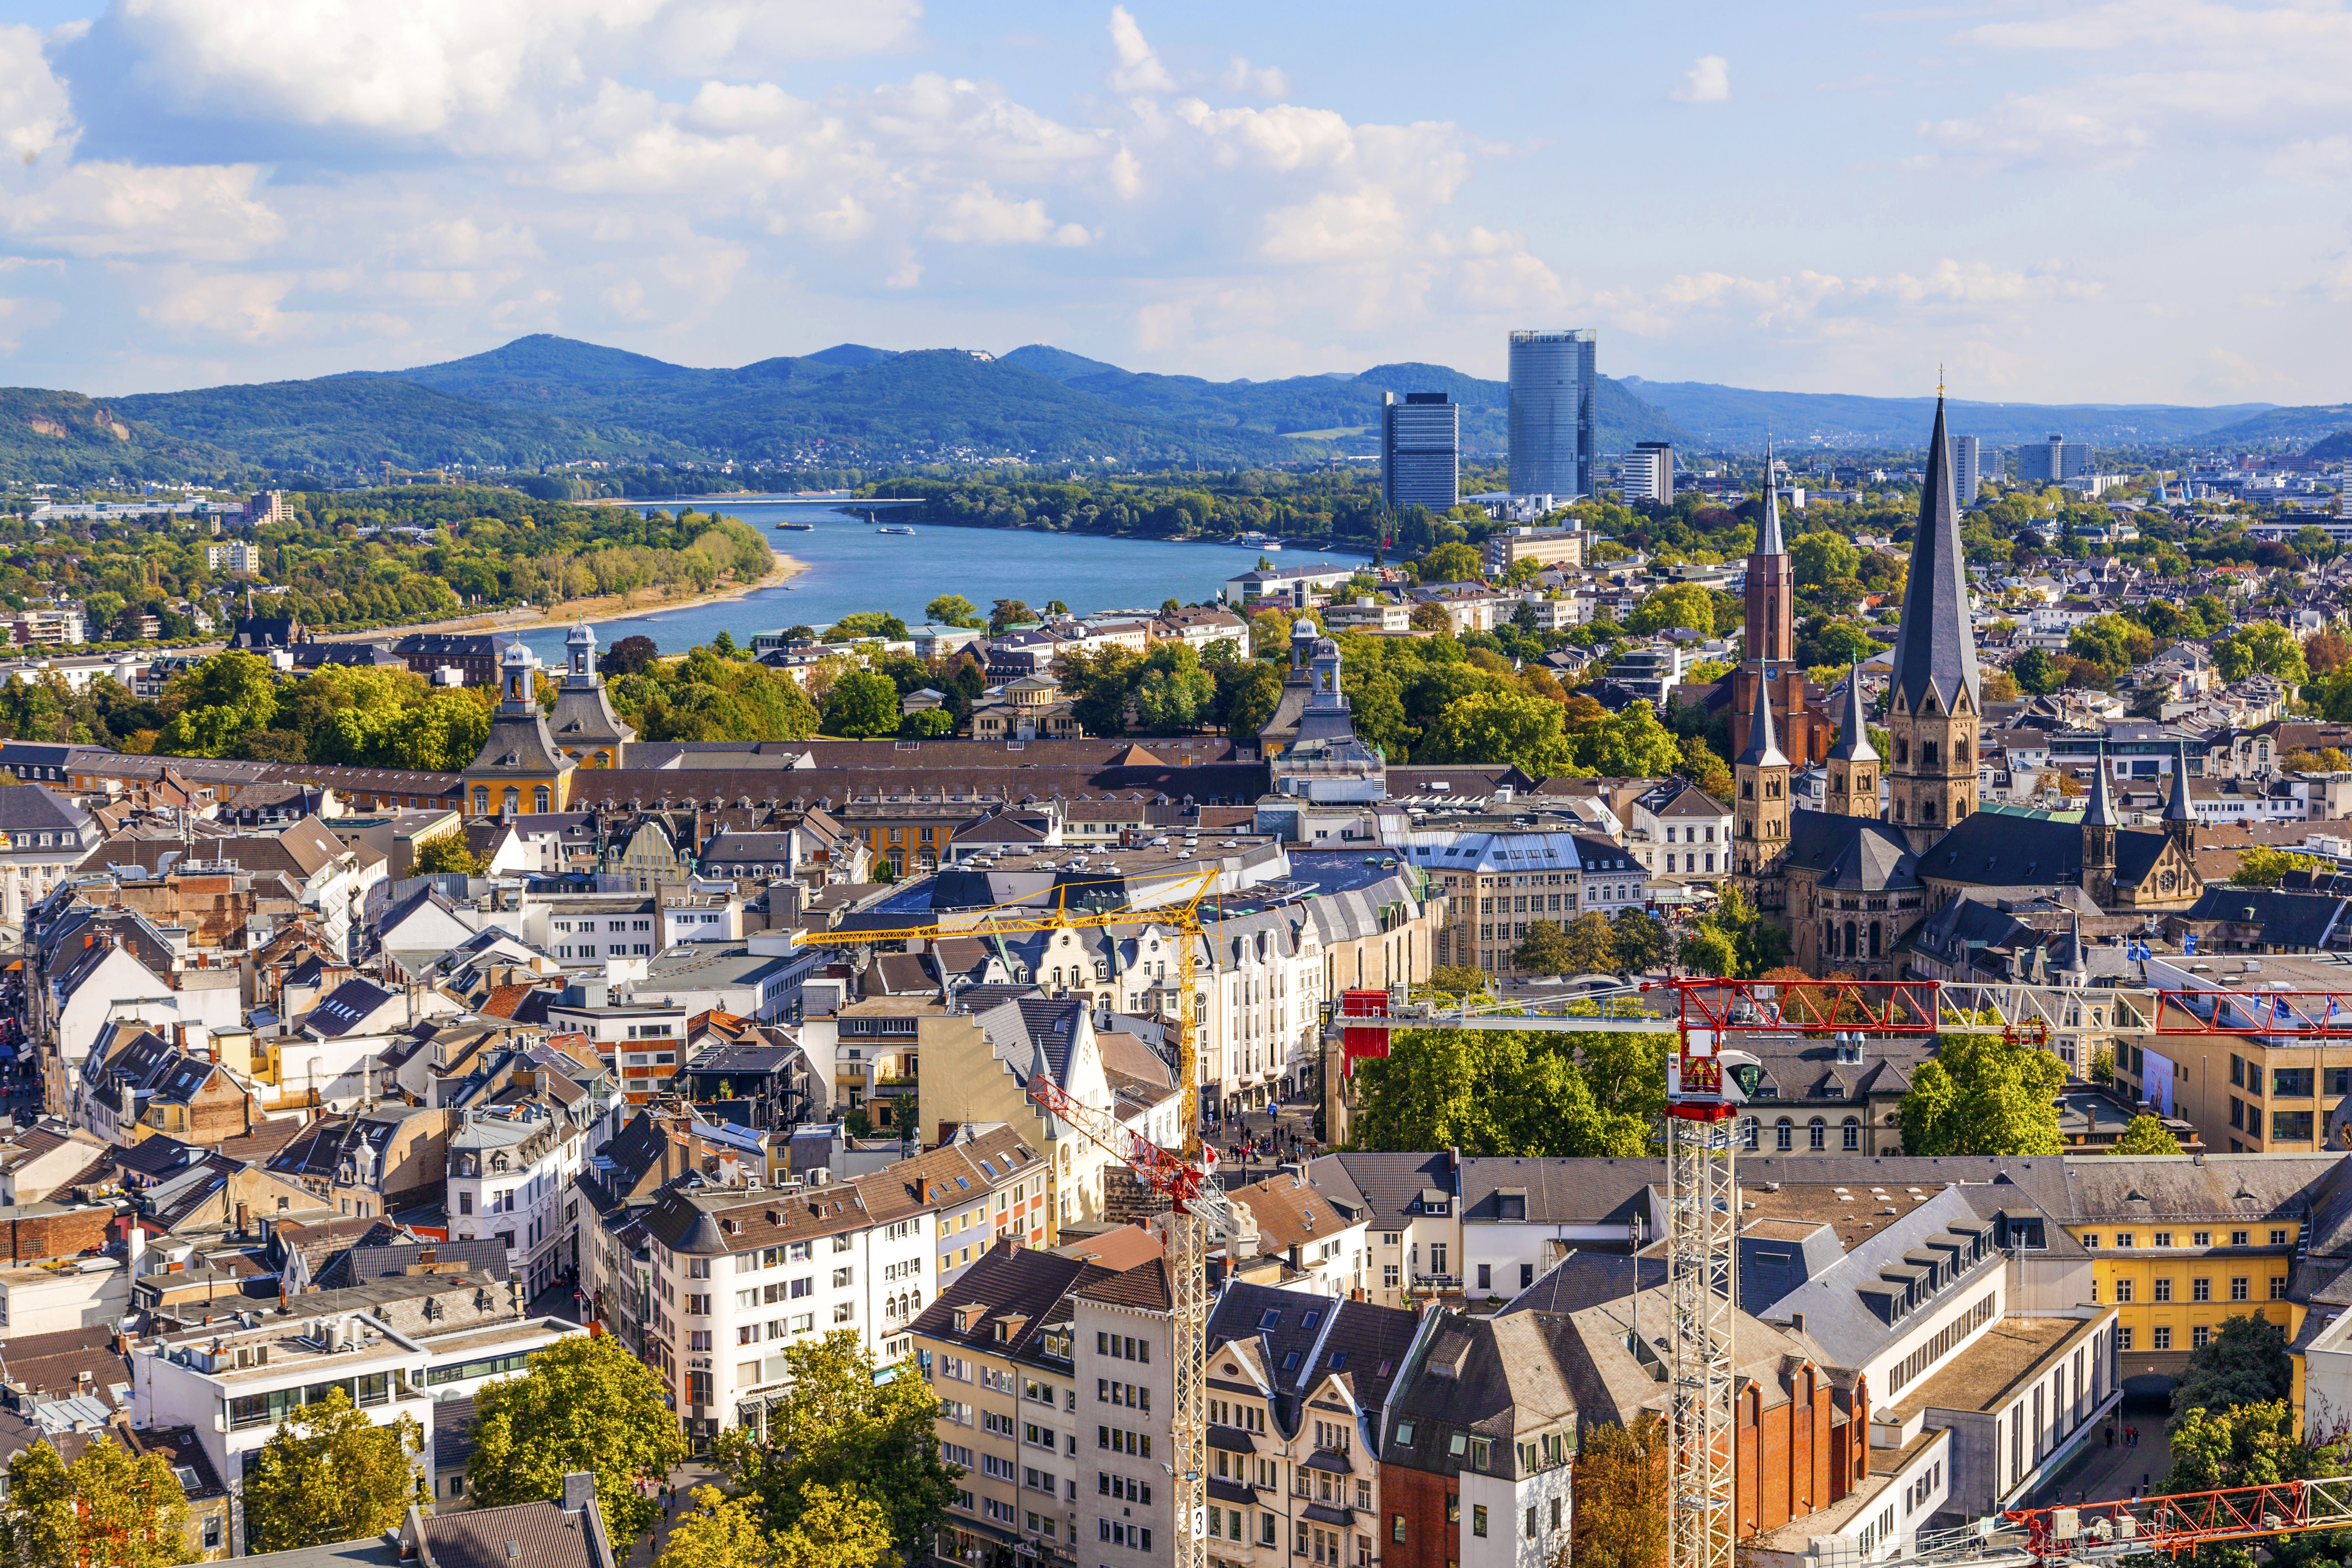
1734, 665, 1792, 885
2081, 745, 2117, 908
1730, 440, 1815, 767
2164, 741, 2197, 850
1885, 392, 1982, 853
1824, 674, 1880, 818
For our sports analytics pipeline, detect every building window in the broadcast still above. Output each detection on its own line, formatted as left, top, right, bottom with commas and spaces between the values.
2232, 1277, 2251, 1301
1776, 1119, 1794, 1151
2194, 1278, 2211, 1301
1843, 1117, 1861, 1150
2192, 1326, 2212, 1349
1808, 1117, 1826, 1150
2153, 1326, 2172, 1350
1472, 1506, 1488, 1539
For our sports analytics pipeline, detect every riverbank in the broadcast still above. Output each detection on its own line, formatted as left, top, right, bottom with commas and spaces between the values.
314, 547, 807, 644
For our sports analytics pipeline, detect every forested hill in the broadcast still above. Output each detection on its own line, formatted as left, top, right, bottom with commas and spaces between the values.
1, 335, 1691, 483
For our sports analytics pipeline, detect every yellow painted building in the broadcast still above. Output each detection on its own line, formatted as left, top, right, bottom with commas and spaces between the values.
2058, 1155, 2334, 1398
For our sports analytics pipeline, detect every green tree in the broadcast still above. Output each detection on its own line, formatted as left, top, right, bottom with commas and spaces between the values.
1513, 920, 1577, 975
1610, 908, 1672, 973
899, 708, 956, 738
820, 670, 904, 737
2174, 1313, 2293, 1425
1895, 1034, 2066, 1155
1675, 884, 1785, 978
1351, 1029, 1649, 1159
1572, 701, 1684, 778
988, 598, 1034, 634
833, 611, 910, 642
413, 831, 482, 875
2009, 646, 2062, 696
155, 650, 281, 757
1420, 541, 1484, 582
1423, 690, 1583, 775
1789, 531, 1862, 588
1679, 736, 1734, 801
2232, 845, 2321, 887
2215, 621, 2309, 684
1424, 964, 1489, 1001
2111, 1113, 2185, 1155
241, 1388, 424, 1553
1220, 661, 1285, 740
1625, 583, 1714, 637
713, 1331, 958, 1563
0, 1434, 195, 1568
468, 1333, 686, 1546
924, 594, 984, 629
2160, 1399, 2349, 1568
657, 1482, 894, 1568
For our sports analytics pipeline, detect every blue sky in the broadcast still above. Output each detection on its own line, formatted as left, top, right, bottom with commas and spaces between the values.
2, 1, 2347, 405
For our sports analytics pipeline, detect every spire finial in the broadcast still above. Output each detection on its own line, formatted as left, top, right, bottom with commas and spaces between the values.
1938, 363, 1946, 399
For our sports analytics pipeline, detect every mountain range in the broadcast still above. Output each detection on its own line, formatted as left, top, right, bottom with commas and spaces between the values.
0, 335, 2344, 486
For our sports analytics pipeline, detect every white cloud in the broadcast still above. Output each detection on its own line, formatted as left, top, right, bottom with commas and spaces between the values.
1220, 56, 1289, 99
0, 24, 75, 166
1927, 0, 2352, 168
928, 186, 1090, 246
1106, 5, 1174, 95
137, 269, 297, 340
1672, 55, 1731, 104
7, 161, 284, 260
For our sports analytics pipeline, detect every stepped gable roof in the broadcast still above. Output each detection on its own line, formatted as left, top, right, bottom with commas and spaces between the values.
1887, 395, 1981, 716
1782, 809, 1920, 891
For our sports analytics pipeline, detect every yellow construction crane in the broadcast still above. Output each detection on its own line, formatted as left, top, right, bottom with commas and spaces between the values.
793, 867, 1223, 1568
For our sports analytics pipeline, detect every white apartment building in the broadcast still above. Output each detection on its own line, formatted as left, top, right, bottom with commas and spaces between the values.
448, 1103, 588, 1299
636, 1174, 941, 1452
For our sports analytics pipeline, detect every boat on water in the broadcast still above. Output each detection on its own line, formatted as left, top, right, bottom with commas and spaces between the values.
1262, 540, 1285, 551
876, 525, 916, 536
776, 520, 814, 531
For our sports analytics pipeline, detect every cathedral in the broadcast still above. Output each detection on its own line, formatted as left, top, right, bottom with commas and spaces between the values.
1733, 395, 2205, 980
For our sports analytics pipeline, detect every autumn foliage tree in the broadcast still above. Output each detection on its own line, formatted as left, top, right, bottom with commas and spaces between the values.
1563, 1413, 1668, 1568
1896, 1034, 2066, 1156
240, 1389, 423, 1553
0, 1435, 195, 1568
468, 1333, 686, 1546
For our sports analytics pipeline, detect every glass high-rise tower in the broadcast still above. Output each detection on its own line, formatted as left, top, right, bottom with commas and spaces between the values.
1507, 329, 1596, 499
1380, 391, 1460, 510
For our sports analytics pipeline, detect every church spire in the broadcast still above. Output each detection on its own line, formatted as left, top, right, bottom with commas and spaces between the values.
1826, 673, 1877, 763
1758, 431, 1786, 557
2081, 744, 2115, 828
1887, 391, 1981, 718
2164, 740, 2196, 845
1737, 663, 1788, 768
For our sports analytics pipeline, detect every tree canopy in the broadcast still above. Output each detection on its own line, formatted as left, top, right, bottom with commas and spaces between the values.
240, 1388, 424, 1554
1350, 1028, 1661, 1159
1895, 1034, 2066, 1156
0, 1435, 195, 1568
712, 1331, 959, 1563
467, 1333, 686, 1546
1568, 1414, 1667, 1568
2110, 1113, 2186, 1155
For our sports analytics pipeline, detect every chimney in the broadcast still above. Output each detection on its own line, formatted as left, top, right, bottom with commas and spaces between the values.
1790, 1312, 1807, 1336
561, 1473, 598, 1514
234, 1201, 249, 1236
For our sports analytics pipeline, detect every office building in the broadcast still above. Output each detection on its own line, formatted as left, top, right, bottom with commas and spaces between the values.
1380, 392, 1460, 510
1506, 329, 1596, 499
1949, 433, 1982, 506
1621, 441, 1674, 505
2016, 433, 2092, 484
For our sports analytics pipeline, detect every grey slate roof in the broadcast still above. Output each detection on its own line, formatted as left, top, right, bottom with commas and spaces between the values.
1782, 809, 1920, 891
1457, 1157, 1656, 1229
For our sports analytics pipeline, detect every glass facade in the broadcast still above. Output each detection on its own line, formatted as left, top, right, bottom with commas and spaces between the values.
1507, 329, 1596, 499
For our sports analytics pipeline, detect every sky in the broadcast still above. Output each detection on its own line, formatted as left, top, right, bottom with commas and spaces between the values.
2, 0, 2349, 405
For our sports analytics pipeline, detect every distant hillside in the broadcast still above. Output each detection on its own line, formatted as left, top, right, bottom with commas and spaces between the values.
0, 387, 232, 484
16, 332, 2300, 484
1000, 344, 1125, 382
113, 376, 646, 471
2305, 429, 2352, 461
1618, 378, 2273, 449
2205, 405, 2352, 446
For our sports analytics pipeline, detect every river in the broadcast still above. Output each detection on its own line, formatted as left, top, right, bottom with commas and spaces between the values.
513, 501, 1366, 663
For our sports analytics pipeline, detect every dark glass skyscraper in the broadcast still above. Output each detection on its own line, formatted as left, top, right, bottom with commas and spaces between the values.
1380, 391, 1459, 510
1507, 328, 1595, 498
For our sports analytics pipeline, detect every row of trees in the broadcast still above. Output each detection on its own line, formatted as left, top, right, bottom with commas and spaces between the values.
0, 1332, 953, 1568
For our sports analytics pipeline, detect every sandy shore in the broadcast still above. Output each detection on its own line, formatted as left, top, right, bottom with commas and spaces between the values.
314, 547, 808, 643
